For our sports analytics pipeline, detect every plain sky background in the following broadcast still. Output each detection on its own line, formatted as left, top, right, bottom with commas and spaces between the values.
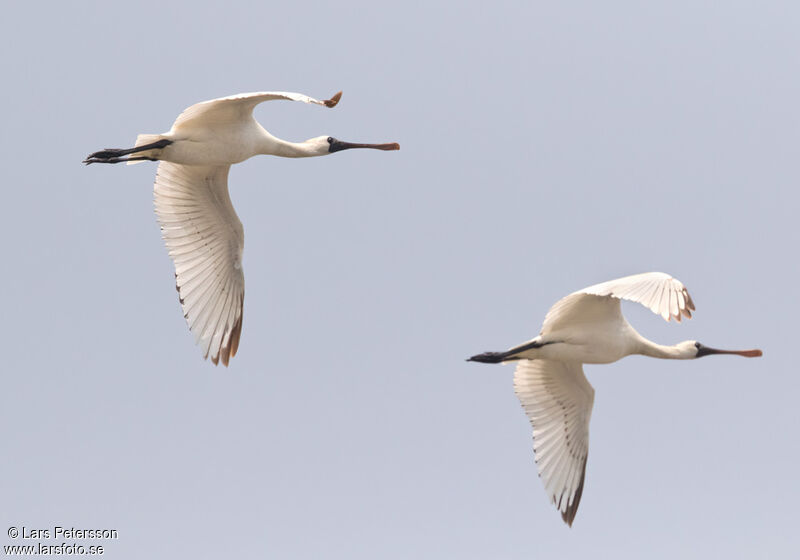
1, 1, 798, 558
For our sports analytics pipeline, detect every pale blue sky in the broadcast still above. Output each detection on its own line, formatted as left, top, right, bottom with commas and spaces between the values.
1, 1, 798, 558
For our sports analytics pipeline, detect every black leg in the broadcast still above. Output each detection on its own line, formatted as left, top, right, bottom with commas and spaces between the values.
83, 139, 172, 164
83, 155, 159, 165
467, 351, 515, 363
467, 339, 557, 363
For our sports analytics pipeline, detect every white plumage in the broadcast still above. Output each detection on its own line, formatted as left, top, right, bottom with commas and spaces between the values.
86, 90, 399, 365
469, 271, 762, 526
154, 162, 245, 366
513, 359, 593, 525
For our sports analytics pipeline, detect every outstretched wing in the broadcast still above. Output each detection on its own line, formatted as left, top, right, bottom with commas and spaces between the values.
171, 90, 342, 131
514, 359, 594, 527
153, 162, 245, 366
542, 272, 695, 335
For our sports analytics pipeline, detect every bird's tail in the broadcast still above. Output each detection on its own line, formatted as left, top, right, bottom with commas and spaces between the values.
126, 134, 165, 165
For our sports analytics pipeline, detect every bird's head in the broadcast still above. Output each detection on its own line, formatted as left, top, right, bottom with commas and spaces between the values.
680, 340, 763, 359
315, 136, 400, 154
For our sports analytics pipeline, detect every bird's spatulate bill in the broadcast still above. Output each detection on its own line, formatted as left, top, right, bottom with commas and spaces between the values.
740, 349, 763, 357
698, 346, 763, 358
329, 140, 400, 153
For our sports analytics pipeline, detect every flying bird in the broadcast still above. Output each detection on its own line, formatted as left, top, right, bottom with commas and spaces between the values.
468, 272, 762, 526
85, 90, 399, 365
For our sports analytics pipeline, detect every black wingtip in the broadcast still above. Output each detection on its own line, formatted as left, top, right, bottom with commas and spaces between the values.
560, 454, 588, 528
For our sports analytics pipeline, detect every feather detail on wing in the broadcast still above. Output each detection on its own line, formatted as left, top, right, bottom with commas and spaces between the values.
172, 90, 342, 131
153, 162, 245, 366
542, 272, 695, 334
514, 360, 594, 526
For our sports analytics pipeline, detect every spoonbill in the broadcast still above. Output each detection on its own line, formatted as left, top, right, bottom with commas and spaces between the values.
85, 90, 399, 365
467, 272, 762, 526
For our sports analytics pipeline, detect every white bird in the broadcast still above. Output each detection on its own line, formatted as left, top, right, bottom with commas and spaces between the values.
468, 272, 762, 526
85, 90, 399, 365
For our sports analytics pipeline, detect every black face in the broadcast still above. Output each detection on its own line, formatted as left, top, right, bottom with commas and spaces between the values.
695, 342, 711, 357
327, 137, 344, 153
694, 342, 724, 358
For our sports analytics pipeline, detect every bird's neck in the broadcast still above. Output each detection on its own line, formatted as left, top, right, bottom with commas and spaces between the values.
634, 336, 690, 359
257, 130, 320, 158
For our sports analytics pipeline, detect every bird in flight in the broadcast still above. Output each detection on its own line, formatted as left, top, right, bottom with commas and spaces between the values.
468, 272, 762, 526
85, 90, 399, 365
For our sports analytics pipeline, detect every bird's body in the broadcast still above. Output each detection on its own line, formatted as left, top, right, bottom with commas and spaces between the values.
468, 272, 762, 526
86, 90, 399, 365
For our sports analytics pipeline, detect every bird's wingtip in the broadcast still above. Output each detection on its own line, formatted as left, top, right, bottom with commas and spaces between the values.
325, 91, 343, 108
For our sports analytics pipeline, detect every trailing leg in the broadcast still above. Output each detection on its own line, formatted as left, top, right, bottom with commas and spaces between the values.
468, 338, 556, 363
83, 139, 172, 164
